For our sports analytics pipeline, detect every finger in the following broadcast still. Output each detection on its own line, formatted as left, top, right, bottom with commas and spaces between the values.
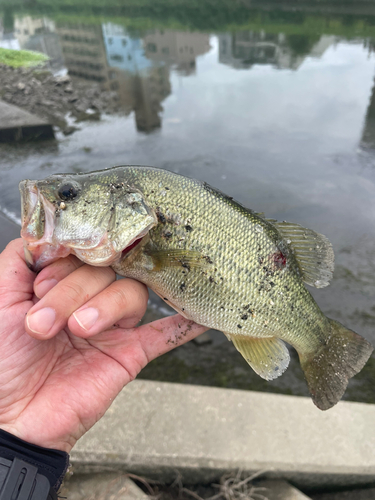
134, 315, 209, 361
87, 315, 209, 380
67, 278, 149, 338
25, 265, 116, 339
34, 255, 85, 299
0, 239, 35, 309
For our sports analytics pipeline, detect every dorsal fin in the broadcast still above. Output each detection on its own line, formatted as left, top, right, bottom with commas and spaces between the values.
273, 221, 334, 288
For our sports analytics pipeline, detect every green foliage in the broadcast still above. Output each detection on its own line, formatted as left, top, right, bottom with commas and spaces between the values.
0, 48, 49, 68
2, 0, 375, 38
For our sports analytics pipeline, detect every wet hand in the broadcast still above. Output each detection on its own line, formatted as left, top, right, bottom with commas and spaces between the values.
0, 239, 207, 453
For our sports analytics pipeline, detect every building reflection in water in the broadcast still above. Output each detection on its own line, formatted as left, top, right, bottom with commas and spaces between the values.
7, 13, 374, 143
218, 31, 336, 70
361, 77, 375, 150
143, 30, 211, 76
102, 23, 171, 132
14, 16, 64, 72
54, 22, 210, 132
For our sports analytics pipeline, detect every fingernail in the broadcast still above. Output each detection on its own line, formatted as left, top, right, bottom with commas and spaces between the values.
27, 307, 56, 336
35, 279, 58, 299
73, 307, 99, 331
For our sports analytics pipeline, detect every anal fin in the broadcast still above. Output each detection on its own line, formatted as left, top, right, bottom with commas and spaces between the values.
227, 334, 290, 380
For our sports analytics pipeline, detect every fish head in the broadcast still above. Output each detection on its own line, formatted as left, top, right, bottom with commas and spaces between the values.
19, 170, 157, 271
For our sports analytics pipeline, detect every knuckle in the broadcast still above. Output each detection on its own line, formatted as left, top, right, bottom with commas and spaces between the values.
59, 280, 88, 303
110, 286, 129, 310
122, 345, 149, 381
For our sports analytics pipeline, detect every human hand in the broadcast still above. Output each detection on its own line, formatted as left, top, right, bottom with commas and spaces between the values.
0, 239, 207, 453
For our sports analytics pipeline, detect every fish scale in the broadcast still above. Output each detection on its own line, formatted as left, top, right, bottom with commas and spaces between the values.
19, 165, 373, 410
114, 167, 326, 350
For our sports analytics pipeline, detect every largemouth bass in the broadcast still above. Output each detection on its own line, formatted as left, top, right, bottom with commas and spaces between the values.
19, 166, 373, 410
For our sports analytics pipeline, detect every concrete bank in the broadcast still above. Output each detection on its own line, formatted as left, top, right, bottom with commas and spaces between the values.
61, 475, 312, 500
0, 100, 54, 141
70, 380, 375, 490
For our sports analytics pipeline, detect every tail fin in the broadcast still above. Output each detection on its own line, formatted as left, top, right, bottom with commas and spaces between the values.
299, 319, 373, 410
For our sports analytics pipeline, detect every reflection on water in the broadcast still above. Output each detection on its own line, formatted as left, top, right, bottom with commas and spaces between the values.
1, 2, 375, 397
218, 31, 331, 70
49, 22, 211, 131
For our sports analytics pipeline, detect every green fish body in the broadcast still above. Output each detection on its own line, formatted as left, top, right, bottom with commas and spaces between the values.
19, 166, 373, 410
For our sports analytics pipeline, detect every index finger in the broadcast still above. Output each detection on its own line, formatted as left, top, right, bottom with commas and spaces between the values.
87, 315, 209, 381
33, 254, 84, 298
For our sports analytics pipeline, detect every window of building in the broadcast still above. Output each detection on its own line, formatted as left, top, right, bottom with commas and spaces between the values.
147, 43, 157, 53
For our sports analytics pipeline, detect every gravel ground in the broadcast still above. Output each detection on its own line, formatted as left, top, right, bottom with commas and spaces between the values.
0, 64, 121, 135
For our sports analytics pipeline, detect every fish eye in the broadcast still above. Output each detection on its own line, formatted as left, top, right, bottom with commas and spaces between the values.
58, 183, 78, 201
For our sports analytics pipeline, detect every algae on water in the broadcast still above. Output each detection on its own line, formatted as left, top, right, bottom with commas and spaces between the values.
0, 48, 49, 68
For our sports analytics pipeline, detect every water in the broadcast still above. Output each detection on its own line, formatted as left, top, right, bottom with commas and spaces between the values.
1, 1, 375, 401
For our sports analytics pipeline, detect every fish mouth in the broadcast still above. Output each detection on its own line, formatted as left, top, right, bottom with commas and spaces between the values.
19, 181, 149, 272
20, 180, 71, 272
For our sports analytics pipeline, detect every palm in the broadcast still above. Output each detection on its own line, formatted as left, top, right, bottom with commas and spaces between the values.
0, 240, 206, 452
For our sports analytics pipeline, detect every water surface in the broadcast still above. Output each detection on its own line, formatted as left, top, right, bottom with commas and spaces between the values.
1, 1, 375, 401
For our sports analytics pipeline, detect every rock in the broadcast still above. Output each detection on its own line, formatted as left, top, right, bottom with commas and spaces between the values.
310, 487, 375, 500
63, 125, 80, 136
17, 82, 25, 90
60, 473, 149, 500
193, 332, 213, 345
257, 480, 312, 499
54, 74, 71, 84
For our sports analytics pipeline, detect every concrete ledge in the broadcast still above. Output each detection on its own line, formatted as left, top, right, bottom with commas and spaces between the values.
257, 480, 312, 499
61, 473, 149, 500
70, 381, 375, 489
0, 101, 54, 141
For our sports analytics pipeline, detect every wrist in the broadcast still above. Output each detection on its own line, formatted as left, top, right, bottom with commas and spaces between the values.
0, 428, 69, 493
0, 424, 73, 454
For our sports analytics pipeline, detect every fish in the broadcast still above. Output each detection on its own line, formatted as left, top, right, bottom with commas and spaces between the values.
19, 165, 373, 410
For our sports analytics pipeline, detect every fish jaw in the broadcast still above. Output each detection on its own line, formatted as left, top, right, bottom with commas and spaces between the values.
20, 180, 69, 271
19, 179, 157, 272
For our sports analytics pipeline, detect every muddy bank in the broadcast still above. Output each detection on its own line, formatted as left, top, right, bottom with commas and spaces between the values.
0, 64, 120, 135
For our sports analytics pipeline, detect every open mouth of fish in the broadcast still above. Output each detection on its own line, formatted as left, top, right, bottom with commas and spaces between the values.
20, 181, 147, 272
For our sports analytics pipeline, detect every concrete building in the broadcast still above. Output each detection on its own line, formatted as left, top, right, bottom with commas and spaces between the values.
101, 23, 171, 132
102, 22, 154, 74
14, 16, 55, 48
55, 22, 171, 132
143, 30, 211, 75
14, 17, 64, 72
218, 32, 336, 71
0, 15, 19, 50
56, 23, 108, 82
361, 77, 375, 149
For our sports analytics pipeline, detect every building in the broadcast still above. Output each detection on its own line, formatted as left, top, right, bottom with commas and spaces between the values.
218, 32, 336, 71
56, 23, 108, 82
101, 23, 171, 132
14, 16, 64, 71
143, 30, 210, 75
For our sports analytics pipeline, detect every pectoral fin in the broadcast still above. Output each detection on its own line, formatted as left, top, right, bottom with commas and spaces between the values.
227, 334, 290, 380
146, 249, 209, 272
